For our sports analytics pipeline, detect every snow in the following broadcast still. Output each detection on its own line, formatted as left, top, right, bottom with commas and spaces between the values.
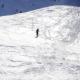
0, 1, 80, 80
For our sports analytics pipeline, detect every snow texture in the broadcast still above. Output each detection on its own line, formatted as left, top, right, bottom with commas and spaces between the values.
0, 0, 80, 80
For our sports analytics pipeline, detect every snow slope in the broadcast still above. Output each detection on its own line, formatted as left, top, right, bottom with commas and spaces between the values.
0, 1, 80, 80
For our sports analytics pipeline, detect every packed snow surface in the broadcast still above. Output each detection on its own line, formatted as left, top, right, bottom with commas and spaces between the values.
0, 4, 80, 80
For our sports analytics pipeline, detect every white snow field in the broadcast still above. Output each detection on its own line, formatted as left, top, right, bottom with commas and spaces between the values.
0, 4, 80, 80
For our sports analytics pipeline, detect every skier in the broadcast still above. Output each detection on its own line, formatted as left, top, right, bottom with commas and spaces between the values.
36, 28, 39, 38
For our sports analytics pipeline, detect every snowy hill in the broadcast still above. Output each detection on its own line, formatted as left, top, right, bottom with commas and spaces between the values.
0, 0, 80, 80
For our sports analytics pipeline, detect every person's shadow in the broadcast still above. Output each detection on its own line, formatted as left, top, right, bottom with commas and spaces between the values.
0, 0, 80, 16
